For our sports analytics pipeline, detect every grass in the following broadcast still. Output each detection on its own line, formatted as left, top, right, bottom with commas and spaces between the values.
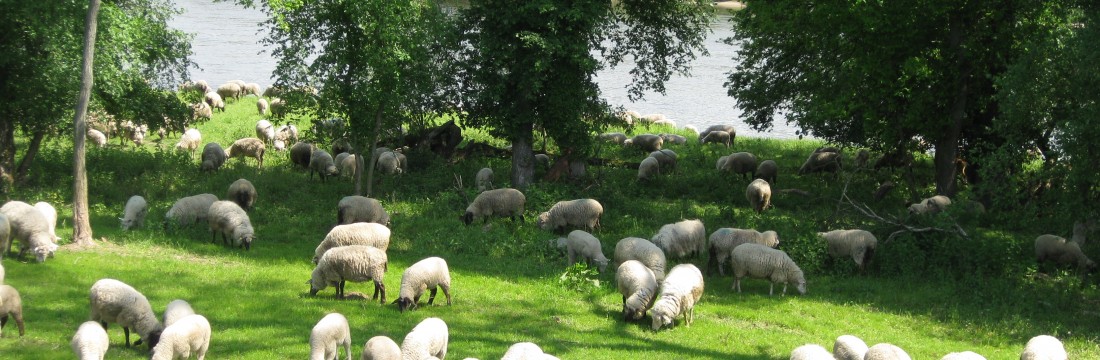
1, 96, 1099, 359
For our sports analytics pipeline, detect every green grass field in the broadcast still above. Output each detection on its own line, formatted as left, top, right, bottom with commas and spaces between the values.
0, 96, 1098, 359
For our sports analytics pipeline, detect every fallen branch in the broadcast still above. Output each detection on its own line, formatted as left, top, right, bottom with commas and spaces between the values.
838, 174, 968, 243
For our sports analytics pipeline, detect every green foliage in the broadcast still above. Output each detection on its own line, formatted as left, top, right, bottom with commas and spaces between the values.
558, 262, 602, 292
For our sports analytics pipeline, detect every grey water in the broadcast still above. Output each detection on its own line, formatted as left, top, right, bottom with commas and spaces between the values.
168, 0, 799, 139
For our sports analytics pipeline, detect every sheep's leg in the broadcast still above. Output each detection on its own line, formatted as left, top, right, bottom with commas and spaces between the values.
376, 281, 387, 304
124, 326, 132, 346
337, 280, 345, 299
13, 312, 23, 336
427, 287, 438, 305
769, 283, 775, 296
441, 284, 452, 305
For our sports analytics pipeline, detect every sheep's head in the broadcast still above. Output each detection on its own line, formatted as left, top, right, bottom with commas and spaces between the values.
394, 297, 417, 312
32, 239, 58, 263
461, 211, 474, 225
308, 270, 328, 295
623, 306, 645, 322
594, 258, 609, 273
143, 329, 162, 350
792, 269, 807, 295
535, 212, 551, 230
650, 310, 673, 331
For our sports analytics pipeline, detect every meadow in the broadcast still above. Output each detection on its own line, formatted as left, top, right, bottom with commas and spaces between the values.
0, 95, 1098, 359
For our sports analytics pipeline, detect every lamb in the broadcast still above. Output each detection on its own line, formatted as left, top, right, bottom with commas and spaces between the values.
721, 152, 758, 180
400, 317, 448, 360
790, 344, 834, 360
0, 284, 24, 337
199, 142, 228, 172
257, 98, 269, 115
310, 149, 339, 182
651, 219, 706, 260
163, 299, 195, 328
394, 257, 452, 312
832, 335, 869, 360
730, 243, 806, 296
614, 237, 667, 281
616, 260, 657, 321
291, 142, 317, 168
755, 159, 778, 185
216, 82, 242, 101
599, 132, 628, 145
659, 133, 687, 145
361, 335, 400, 360
798, 151, 842, 175
697, 124, 736, 143
0, 200, 58, 262
314, 223, 392, 263
476, 167, 494, 192
637, 156, 660, 181
940, 351, 986, 360
207, 200, 255, 250
818, 229, 878, 271
706, 228, 780, 276
564, 230, 609, 273
119, 195, 148, 230
1035, 234, 1096, 273
88, 278, 163, 348
908, 195, 952, 215
650, 264, 705, 331
204, 92, 225, 112
227, 178, 257, 210
625, 134, 663, 152
746, 179, 772, 213
87, 129, 108, 148
310, 313, 352, 360
72, 320, 110, 360
255, 119, 276, 144
648, 149, 677, 172
150, 314, 210, 360
864, 343, 911, 360
502, 342, 559, 360
700, 130, 732, 147
1019, 335, 1066, 360
337, 196, 390, 226
461, 188, 526, 226
164, 193, 218, 229
536, 198, 603, 233
227, 137, 266, 168
310, 245, 388, 303
33, 201, 60, 241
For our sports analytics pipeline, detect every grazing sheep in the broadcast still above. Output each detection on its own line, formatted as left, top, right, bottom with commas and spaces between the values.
716, 155, 729, 170
191, 102, 213, 121
204, 92, 225, 112
243, 82, 262, 96
87, 129, 108, 148
908, 195, 952, 215
1035, 234, 1096, 273
227, 178, 257, 211
310, 313, 352, 360
659, 133, 687, 145
164, 194, 218, 229
0, 200, 58, 262
832, 335, 869, 360
227, 137, 266, 168
651, 219, 706, 259
798, 151, 842, 175
199, 142, 228, 172
337, 196, 390, 226
790, 344, 834, 360
1019, 335, 1066, 360
0, 284, 24, 337
313, 223, 391, 264
535, 153, 551, 169
755, 159, 778, 185
400, 317, 448, 360
536, 198, 603, 233
940, 351, 986, 360
291, 142, 317, 169
310, 245, 388, 302
616, 260, 658, 321
175, 128, 202, 158
269, 98, 287, 118
376, 152, 403, 175
88, 278, 162, 348
722, 152, 758, 180
394, 257, 452, 312
274, 124, 299, 151
461, 188, 526, 226
72, 320, 110, 360
701, 130, 732, 147
614, 237, 667, 281
257, 98, 269, 115
864, 343, 911, 360
746, 179, 772, 213
564, 230, 609, 273
730, 243, 806, 296
179, 80, 211, 94
706, 228, 780, 276
625, 134, 664, 152
697, 124, 736, 142
362, 335, 400, 360
818, 229, 878, 271
648, 149, 677, 172
599, 132, 628, 145
255, 120, 276, 144
650, 264, 705, 331
33, 201, 59, 241
637, 156, 660, 181
216, 82, 242, 101
502, 342, 559, 360
162, 299, 195, 328
150, 314, 210, 360
207, 201, 255, 250
476, 168, 494, 192
120, 195, 148, 231
341, 154, 365, 177
310, 149, 339, 182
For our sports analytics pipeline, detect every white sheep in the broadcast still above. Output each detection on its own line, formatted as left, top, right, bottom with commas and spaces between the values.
461, 188, 526, 226
310, 313, 352, 360
818, 229, 878, 271
637, 156, 660, 181
376, 151, 403, 175
341, 154, 365, 177
163, 299, 195, 328
599, 132, 627, 145
614, 237, 667, 281
756, 159, 778, 185
337, 196, 390, 226
864, 343, 912, 360
227, 178, 257, 211
940, 351, 986, 360
400, 317, 448, 360
164, 193, 218, 229
207, 200, 255, 250
616, 260, 657, 321
501, 342, 559, 360
204, 92, 225, 112
0, 284, 24, 337
659, 133, 687, 145
191, 101, 213, 121
0, 261, 4, 284
651, 219, 706, 259
832, 335, 868, 360
625, 134, 664, 152
243, 82, 262, 96
0, 200, 58, 262
698, 124, 736, 144
730, 243, 806, 296
700, 130, 732, 147
257, 98, 269, 115
310, 245, 388, 303
564, 230, 609, 273
72, 320, 110, 360
746, 179, 772, 213
1034, 234, 1096, 273
798, 151, 842, 175
88, 278, 163, 348
650, 264, 705, 331
722, 152, 758, 180
87, 129, 108, 148
175, 128, 202, 158
256, 119, 276, 144
313, 223, 391, 263
1020, 335, 1066, 360
119, 195, 148, 231
536, 198, 603, 233
33, 201, 60, 241
476, 167, 494, 192
310, 149, 339, 182
270, 98, 286, 118
150, 314, 210, 360
648, 149, 678, 172
200, 142, 228, 172
682, 124, 699, 136
361, 335, 400, 360
291, 142, 317, 168
274, 124, 299, 151
706, 228, 780, 276
790, 344, 834, 360
908, 195, 952, 215
227, 137, 266, 168
216, 82, 242, 101
394, 257, 452, 312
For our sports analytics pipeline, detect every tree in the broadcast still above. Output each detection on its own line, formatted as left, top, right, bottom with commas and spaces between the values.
72, 0, 103, 247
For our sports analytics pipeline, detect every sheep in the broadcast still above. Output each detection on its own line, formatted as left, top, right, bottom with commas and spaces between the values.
216, 82, 242, 101
337, 196, 390, 226
208, 201, 255, 250
400, 317, 448, 360
310, 245, 388, 303
199, 142, 228, 172
118, 122, 148, 147
1035, 234, 1096, 273
164, 193, 218, 229
376, 151, 403, 175
697, 124, 736, 143
0, 284, 24, 337
716, 155, 729, 170
535, 153, 550, 169
87, 129, 108, 148
310, 313, 352, 360
33, 201, 59, 241
832, 335, 869, 360
257, 98, 269, 115
638, 113, 665, 123
650, 264, 705, 331
536, 198, 603, 233
722, 152, 759, 180
476, 167, 494, 192
700, 130, 733, 147
798, 151, 842, 175
461, 188, 526, 226
174, 128, 202, 158
314, 223, 392, 263
864, 343, 911, 360
227, 178, 258, 210
342, 154, 366, 177
502, 342, 559, 360
756, 159, 778, 185
616, 260, 657, 321
150, 314, 210, 360
908, 195, 952, 215
362, 335, 400, 360
243, 82, 262, 96
0, 200, 58, 262
88, 278, 163, 348
227, 137, 266, 168
191, 101, 213, 121
940, 351, 986, 360
269, 98, 287, 118
625, 134, 663, 152
394, 257, 452, 312
291, 142, 317, 168
599, 132, 628, 145
274, 124, 299, 151
648, 149, 677, 172
730, 243, 806, 296
652, 118, 676, 128
1019, 335, 1066, 360
310, 149, 339, 182
637, 156, 660, 181
162, 299, 195, 328
790, 344, 835, 360
120, 195, 148, 230
614, 237, 667, 281
0, 261, 3, 284
564, 230, 609, 273
818, 229, 878, 271
706, 228, 780, 276
746, 179, 772, 213
659, 133, 687, 145
256, 119, 276, 144
179, 80, 210, 94
204, 92, 225, 112
650, 219, 706, 259
72, 320, 110, 360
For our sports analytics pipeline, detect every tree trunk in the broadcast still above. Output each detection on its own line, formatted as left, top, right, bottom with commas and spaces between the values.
72, 0, 101, 247
511, 121, 535, 191
14, 131, 45, 180
0, 118, 14, 176
936, 9, 971, 197
362, 106, 385, 197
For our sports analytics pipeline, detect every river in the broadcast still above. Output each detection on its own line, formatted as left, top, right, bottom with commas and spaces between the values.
167, 0, 798, 139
